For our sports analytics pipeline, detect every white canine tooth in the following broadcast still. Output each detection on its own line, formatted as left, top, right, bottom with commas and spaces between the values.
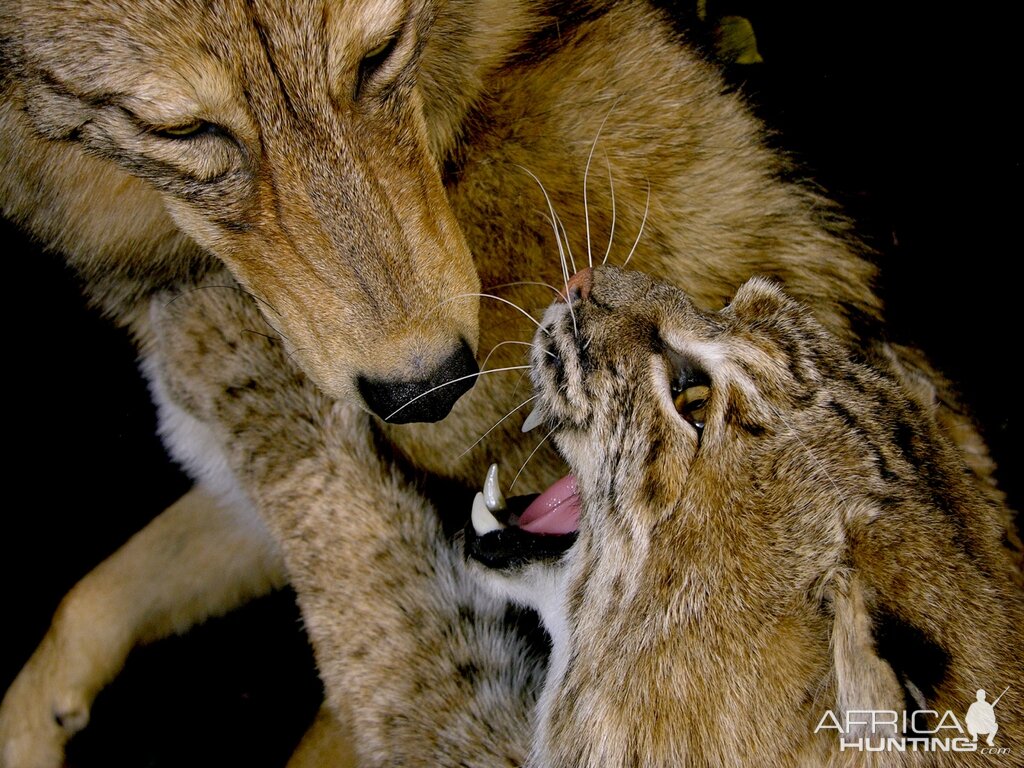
483, 463, 507, 511
472, 491, 505, 535
521, 407, 545, 433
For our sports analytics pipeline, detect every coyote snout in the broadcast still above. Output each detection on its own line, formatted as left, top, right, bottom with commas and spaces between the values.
6, 0, 483, 419
359, 340, 478, 423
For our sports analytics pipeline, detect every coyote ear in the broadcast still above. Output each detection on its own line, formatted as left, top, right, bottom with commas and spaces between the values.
830, 573, 905, 737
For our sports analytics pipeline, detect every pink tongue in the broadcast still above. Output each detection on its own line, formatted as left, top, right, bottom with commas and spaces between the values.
518, 475, 581, 534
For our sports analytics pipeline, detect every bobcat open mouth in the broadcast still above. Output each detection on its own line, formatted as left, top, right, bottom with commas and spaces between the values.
464, 463, 580, 569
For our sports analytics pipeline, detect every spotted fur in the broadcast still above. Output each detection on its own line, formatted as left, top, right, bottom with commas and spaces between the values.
475, 266, 1024, 767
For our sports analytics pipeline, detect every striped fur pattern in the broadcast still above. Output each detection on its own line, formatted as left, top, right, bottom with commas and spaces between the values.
476, 265, 1024, 767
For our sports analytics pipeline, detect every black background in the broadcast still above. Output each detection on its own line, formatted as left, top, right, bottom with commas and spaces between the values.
3, 2, 1020, 765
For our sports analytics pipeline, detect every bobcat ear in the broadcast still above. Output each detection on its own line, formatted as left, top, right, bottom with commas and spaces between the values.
726, 277, 811, 335
830, 573, 905, 737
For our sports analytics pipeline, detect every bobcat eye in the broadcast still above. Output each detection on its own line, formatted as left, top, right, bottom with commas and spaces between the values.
666, 350, 711, 437
356, 33, 400, 97
673, 384, 710, 430
154, 120, 218, 140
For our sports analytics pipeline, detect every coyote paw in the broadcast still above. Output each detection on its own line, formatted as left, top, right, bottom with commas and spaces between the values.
1, 630, 99, 768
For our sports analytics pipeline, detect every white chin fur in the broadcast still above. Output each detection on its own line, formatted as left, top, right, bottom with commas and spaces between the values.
140, 354, 250, 512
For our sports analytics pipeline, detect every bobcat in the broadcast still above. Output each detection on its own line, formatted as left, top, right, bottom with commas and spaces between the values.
467, 265, 1024, 766
0, 0, 1013, 763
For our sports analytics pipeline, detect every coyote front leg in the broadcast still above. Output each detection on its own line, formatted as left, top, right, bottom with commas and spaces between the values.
152, 279, 544, 766
0, 487, 285, 768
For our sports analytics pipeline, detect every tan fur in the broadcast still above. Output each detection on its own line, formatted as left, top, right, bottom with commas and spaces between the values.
481, 266, 1022, 767
0, 0, 1015, 764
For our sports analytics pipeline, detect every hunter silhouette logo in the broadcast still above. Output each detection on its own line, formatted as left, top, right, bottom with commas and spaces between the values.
966, 687, 1008, 747
815, 686, 1012, 756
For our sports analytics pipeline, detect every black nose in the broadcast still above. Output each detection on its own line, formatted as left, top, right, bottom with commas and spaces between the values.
357, 340, 479, 423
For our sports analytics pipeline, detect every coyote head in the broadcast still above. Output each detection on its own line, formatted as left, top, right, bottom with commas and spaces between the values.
6, 0, 488, 421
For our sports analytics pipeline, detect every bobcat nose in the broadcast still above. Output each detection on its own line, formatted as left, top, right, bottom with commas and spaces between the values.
563, 268, 593, 302
357, 340, 479, 423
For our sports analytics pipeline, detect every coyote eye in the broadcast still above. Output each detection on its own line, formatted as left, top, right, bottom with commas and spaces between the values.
356, 33, 399, 97
666, 350, 711, 436
154, 121, 218, 140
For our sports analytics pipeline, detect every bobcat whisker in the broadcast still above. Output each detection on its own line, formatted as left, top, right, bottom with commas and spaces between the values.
430, 292, 547, 334
621, 178, 651, 269
385, 365, 530, 422
509, 421, 562, 492
516, 164, 579, 336
458, 394, 540, 459
517, 165, 570, 279
479, 340, 556, 374
555, 212, 580, 282
583, 100, 617, 269
601, 150, 617, 267
550, 207, 580, 337
535, 210, 564, 270
541, 201, 577, 279
550, 197, 578, 275
511, 367, 533, 401
486, 280, 564, 298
